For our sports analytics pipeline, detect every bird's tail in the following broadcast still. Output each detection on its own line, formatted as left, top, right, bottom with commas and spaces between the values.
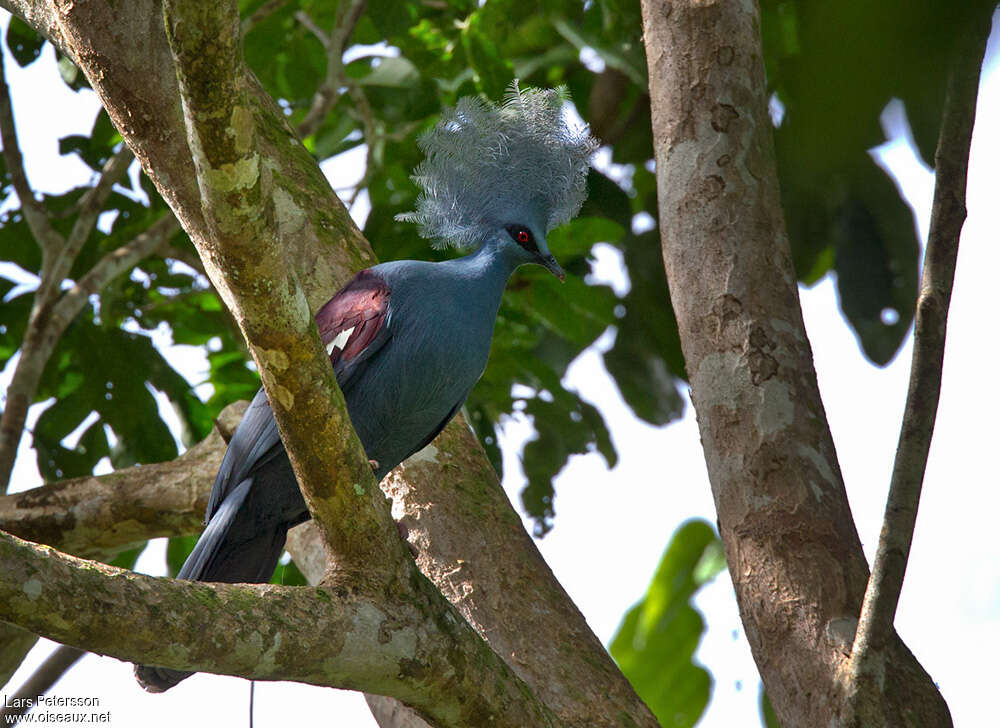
134, 479, 290, 693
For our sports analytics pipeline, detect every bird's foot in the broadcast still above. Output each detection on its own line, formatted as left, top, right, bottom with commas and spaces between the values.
396, 520, 419, 558
368, 458, 380, 472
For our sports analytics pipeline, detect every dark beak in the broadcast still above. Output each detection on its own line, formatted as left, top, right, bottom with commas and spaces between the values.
540, 254, 566, 282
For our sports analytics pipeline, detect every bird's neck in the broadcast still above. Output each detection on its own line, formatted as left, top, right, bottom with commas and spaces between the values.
459, 239, 521, 284
451, 239, 521, 315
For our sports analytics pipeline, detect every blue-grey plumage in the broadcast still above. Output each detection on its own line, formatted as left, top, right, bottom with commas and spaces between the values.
135, 83, 594, 692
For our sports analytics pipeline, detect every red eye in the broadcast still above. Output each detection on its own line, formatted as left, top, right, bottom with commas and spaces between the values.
517, 230, 530, 244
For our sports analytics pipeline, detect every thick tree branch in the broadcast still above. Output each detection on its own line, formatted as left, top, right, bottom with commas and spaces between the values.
0, 386, 231, 690
161, 0, 405, 574
0, 401, 245, 558
640, 1, 951, 726
0, 530, 557, 728
845, 15, 992, 722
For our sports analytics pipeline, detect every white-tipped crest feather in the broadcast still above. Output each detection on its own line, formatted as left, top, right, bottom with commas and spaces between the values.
396, 82, 597, 249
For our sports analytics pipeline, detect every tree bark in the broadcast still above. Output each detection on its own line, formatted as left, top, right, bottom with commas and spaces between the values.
0, 529, 557, 728
0, 402, 246, 558
846, 14, 991, 725
0, 2, 655, 725
639, 1, 951, 725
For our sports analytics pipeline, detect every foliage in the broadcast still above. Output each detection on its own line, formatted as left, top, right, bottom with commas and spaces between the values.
761, 0, 997, 363
610, 519, 726, 727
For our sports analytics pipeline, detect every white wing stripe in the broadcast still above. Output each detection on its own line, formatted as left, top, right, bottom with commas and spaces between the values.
326, 326, 356, 354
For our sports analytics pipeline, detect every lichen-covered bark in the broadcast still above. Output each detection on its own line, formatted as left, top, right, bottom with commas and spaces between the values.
383, 417, 654, 725
639, 1, 950, 725
161, 0, 407, 577
0, 403, 246, 558
0, 530, 557, 728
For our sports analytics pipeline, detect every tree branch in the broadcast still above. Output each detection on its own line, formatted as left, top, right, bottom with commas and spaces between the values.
50, 212, 180, 329
639, 1, 952, 725
43, 145, 135, 301
0, 212, 177, 494
161, 0, 405, 574
0, 401, 245, 559
295, 0, 368, 140
845, 15, 992, 722
0, 42, 62, 256
0, 530, 557, 728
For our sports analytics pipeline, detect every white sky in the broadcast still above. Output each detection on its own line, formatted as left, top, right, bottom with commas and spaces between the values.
2, 11, 999, 728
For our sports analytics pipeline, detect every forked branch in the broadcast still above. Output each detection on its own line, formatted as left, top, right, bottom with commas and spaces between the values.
845, 12, 993, 716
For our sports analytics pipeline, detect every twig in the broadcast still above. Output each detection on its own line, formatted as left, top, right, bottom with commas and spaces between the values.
40, 145, 134, 304
295, 0, 368, 140
239, 0, 288, 35
0, 45, 61, 256
846, 12, 991, 701
294, 3, 377, 208
0, 213, 175, 493
51, 212, 179, 327
0, 646, 85, 722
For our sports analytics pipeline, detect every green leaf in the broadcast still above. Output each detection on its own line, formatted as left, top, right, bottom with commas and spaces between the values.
761, 686, 781, 728
271, 557, 308, 586
609, 519, 725, 728
762, 0, 993, 364
462, 13, 515, 99
547, 216, 624, 260
360, 56, 421, 89
366, 0, 417, 40
0, 287, 32, 370
832, 161, 918, 365
551, 15, 646, 86
166, 535, 198, 578
520, 392, 617, 536
604, 231, 687, 426
55, 51, 89, 91
107, 543, 148, 570
5, 16, 45, 67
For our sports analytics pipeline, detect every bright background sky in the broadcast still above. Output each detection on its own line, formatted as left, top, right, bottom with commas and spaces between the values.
2, 11, 998, 727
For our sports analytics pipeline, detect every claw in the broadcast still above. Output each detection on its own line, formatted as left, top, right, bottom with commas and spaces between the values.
368, 458, 380, 472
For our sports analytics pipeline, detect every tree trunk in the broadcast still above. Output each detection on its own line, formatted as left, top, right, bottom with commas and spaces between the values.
639, 1, 953, 725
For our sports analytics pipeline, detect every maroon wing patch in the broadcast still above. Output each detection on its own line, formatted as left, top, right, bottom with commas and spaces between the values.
314, 269, 390, 367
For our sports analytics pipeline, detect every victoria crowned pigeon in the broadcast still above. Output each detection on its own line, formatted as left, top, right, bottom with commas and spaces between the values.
136, 83, 595, 691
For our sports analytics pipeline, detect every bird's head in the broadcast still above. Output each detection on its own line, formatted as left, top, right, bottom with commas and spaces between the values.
499, 221, 565, 281
396, 81, 595, 279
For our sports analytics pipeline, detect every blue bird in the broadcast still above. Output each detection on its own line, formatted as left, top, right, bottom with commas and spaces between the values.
135, 84, 595, 692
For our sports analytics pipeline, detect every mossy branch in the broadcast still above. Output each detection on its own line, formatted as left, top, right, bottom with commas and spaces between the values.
161, 0, 405, 573
0, 529, 555, 728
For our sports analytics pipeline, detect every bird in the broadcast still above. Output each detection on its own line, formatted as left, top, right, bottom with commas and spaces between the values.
135, 82, 596, 692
